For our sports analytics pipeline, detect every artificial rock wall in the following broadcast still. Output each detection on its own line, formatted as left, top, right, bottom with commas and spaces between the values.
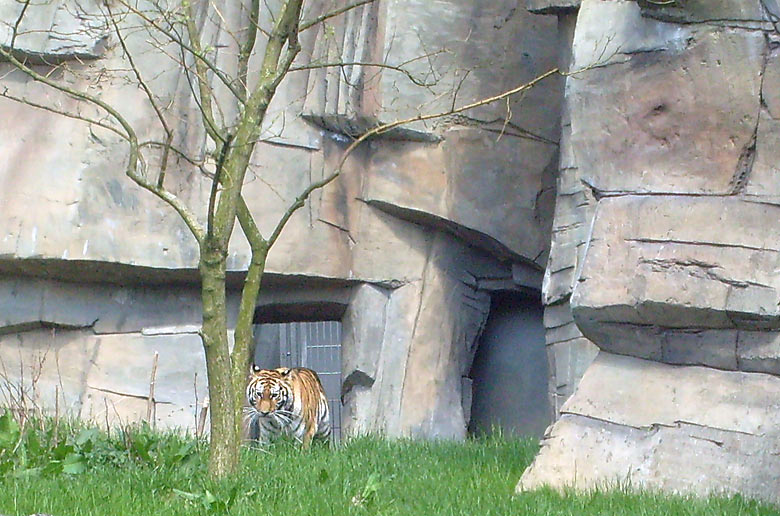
0, 1, 560, 438
520, 0, 780, 505
4, 0, 775, 505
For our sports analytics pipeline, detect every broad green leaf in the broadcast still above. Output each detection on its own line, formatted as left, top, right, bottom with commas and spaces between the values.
42, 460, 63, 476
172, 488, 202, 502
52, 442, 75, 461
62, 453, 87, 475
25, 429, 42, 456
0, 411, 20, 451
204, 489, 218, 506
75, 428, 99, 451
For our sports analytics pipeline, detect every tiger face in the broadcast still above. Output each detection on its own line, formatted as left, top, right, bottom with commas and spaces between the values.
246, 366, 292, 416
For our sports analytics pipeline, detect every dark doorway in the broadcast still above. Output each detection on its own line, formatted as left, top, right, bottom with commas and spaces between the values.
468, 292, 550, 438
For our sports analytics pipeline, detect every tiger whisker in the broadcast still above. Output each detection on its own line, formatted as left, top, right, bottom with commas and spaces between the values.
273, 413, 293, 425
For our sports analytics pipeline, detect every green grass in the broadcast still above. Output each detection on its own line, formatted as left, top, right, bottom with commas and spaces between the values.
0, 413, 777, 516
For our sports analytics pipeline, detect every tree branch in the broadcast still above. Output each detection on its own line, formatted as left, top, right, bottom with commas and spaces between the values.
267, 67, 560, 246
0, 45, 206, 245
229, 195, 268, 443
210, 0, 303, 248
115, 0, 244, 103
9, 0, 32, 49
139, 140, 205, 168
299, 0, 376, 32
0, 88, 126, 139
184, 0, 226, 146
207, 133, 234, 240
289, 60, 439, 87
237, 0, 261, 102
107, 5, 175, 189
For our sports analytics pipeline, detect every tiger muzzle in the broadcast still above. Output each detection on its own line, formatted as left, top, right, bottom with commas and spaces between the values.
257, 399, 273, 415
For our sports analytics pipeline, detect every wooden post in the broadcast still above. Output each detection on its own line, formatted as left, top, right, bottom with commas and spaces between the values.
197, 397, 210, 438
146, 352, 159, 427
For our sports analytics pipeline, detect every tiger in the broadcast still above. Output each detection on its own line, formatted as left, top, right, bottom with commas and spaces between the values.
245, 365, 331, 448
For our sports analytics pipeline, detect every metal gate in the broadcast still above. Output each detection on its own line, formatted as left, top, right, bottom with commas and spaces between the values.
253, 321, 342, 441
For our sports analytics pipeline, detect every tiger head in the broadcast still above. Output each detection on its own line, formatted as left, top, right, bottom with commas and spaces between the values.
246, 365, 293, 417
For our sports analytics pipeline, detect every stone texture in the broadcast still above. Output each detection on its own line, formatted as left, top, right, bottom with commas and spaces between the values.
545, 336, 598, 416
341, 232, 493, 438
518, 353, 780, 505
539, 14, 598, 413
0, 0, 559, 281
364, 127, 556, 266
0, 1, 107, 63
81, 333, 208, 429
0, 277, 204, 334
746, 33, 780, 203
738, 331, 780, 375
569, 1, 764, 195
636, 0, 770, 24
0, 0, 560, 439
526, 0, 581, 15
571, 195, 780, 368
0, 328, 98, 415
0, 327, 209, 430
528, 0, 780, 505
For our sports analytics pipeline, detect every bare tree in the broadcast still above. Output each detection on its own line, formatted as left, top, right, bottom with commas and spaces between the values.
0, 0, 557, 476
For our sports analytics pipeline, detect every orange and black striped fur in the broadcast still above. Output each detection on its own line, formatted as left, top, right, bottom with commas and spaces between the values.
245, 365, 331, 448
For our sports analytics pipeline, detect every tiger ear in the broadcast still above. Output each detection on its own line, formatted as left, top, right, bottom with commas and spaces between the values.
251, 364, 262, 373
277, 367, 291, 377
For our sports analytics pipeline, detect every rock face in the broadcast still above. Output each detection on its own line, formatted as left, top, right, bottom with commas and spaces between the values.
520, 0, 780, 505
0, 1, 559, 439
0, 0, 108, 63
519, 353, 780, 504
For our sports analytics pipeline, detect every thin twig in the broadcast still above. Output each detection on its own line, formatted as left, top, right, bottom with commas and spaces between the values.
115, 0, 244, 101
299, 0, 376, 32
0, 88, 126, 139
9, 0, 32, 49
267, 67, 560, 247
208, 133, 234, 240
107, 5, 175, 189
54, 384, 59, 445
0, 46, 207, 244
290, 60, 438, 87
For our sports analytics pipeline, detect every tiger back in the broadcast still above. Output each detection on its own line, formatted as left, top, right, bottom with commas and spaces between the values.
245, 365, 331, 447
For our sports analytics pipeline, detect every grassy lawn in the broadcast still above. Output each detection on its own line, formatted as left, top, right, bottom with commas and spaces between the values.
0, 413, 777, 516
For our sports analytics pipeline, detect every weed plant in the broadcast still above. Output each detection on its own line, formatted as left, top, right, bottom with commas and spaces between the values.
0, 411, 777, 516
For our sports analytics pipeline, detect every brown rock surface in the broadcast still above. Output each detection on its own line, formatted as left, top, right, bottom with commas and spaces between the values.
0, 1, 560, 437
526, 0, 780, 505
518, 353, 780, 505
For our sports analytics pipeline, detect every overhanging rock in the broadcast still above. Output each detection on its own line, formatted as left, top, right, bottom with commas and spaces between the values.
0, 1, 108, 63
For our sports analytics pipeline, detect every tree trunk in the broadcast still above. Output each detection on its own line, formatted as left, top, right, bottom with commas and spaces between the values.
199, 246, 240, 476
230, 249, 268, 446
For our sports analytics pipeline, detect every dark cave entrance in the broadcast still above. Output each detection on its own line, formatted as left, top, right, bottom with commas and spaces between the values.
468, 292, 550, 438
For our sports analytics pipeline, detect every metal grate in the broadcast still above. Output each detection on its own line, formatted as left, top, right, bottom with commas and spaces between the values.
253, 321, 342, 441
